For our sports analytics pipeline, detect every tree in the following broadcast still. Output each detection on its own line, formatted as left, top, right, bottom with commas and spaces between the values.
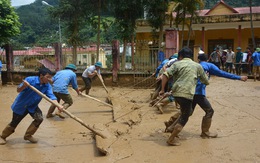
185, 0, 204, 47
0, 0, 21, 46
111, 0, 145, 71
173, 0, 204, 48
145, 0, 169, 52
49, 0, 93, 65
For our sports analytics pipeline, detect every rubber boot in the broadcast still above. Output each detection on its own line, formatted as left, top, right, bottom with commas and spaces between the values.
0, 125, 15, 145
155, 98, 170, 114
165, 111, 181, 133
46, 105, 56, 118
201, 117, 218, 138
24, 123, 39, 143
167, 123, 183, 146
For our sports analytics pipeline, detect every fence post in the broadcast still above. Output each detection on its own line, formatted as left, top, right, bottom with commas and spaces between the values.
165, 28, 179, 59
54, 43, 62, 71
112, 40, 120, 83
4, 44, 13, 83
193, 45, 200, 62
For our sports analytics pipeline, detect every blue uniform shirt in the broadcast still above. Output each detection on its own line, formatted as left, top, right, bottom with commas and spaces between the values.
155, 59, 169, 77
252, 52, 260, 66
195, 61, 241, 96
52, 69, 78, 94
11, 76, 57, 115
0, 60, 2, 74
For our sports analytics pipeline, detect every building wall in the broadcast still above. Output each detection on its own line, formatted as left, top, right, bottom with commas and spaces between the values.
207, 4, 234, 15
136, 26, 260, 54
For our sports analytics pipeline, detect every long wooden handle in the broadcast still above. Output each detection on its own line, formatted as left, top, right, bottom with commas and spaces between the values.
26, 81, 107, 139
97, 74, 108, 93
80, 93, 113, 108
133, 74, 154, 87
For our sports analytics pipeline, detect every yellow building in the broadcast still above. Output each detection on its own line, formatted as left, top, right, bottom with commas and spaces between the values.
136, 0, 260, 54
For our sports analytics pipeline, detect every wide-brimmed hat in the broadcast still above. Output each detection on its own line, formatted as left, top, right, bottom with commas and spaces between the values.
95, 61, 102, 68
236, 47, 242, 50
256, 48, 260, 52
65, 64, 77, 71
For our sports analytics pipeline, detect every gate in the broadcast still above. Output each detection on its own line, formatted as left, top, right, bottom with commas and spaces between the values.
133, 40, 159, 88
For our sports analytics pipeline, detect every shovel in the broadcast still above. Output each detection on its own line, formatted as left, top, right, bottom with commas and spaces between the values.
25, 81, 107, 139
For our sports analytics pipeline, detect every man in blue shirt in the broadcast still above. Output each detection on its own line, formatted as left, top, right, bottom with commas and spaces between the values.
0, 60, 2, 85
252, 48, 260, 81
0, 68, 60, 145
46, 64, 81, 119
150, 54, 178, 101
194, 54, 247, 138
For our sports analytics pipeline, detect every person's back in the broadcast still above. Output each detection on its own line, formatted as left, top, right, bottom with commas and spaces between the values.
170, 58, 208, 100
53, 69, 78, 94
252, 48, 260, 81
252, 50, 260, 66
47, 64, 80, 119
161, 47, 209, 146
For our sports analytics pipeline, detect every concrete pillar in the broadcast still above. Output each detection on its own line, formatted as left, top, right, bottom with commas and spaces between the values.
202, 27, 205, 51
165, 28, 179, 59
54, 43, 62, 71
193, 45, 201, 62
238, 25, 242, 47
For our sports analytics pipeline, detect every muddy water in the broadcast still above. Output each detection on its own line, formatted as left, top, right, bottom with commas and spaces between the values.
0, 77, 259, 163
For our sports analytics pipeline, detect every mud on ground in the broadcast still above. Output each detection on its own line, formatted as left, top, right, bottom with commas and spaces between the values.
0, 77, 259, 163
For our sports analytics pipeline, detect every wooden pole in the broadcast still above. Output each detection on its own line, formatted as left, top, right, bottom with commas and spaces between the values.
80, 93, 113, 108
133, 74, 154, 87
97, 73, 108, 93
26, 81, 107, 139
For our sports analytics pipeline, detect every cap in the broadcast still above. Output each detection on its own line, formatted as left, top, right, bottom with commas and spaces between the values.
65, 64, 77, 71
169, 53, 178, 60
95, 61, 102, 68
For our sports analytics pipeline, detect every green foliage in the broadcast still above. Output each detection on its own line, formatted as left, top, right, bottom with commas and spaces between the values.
204, 0, 260, 9
9, 0, 260, 49
0, 0, 21, 46
12, 0, 59, 48
111, 0, 144, 40
144, 0, 169, 31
